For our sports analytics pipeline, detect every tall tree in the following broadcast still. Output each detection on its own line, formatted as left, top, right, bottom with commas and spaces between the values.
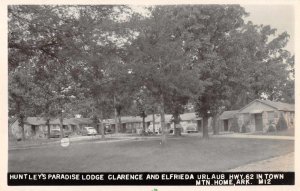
132, 86, 157, 135
161, 5, 248, 138
221, 22, 294, 109
8, 5, 133, 139
65, 5, 135, 135
127, 6, 200, 143
8, 64, 36, 140
8, 5, 88, 138
179, 6, 294, 138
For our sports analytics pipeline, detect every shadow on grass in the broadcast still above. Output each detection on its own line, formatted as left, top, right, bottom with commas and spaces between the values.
8, 136, 294, 172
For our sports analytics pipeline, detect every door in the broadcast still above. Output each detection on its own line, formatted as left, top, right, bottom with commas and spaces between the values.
31, 125, 37, 135
71, 125, 76, 132
122, 123, 126, 133
255, 114, 263, 131
224, 120, 229, 131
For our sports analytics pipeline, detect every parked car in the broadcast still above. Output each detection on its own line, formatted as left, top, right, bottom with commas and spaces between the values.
105, 128, 113, 134
81, 127, 98, 136
64, 129, 73, 137
49, 129, 61, 138
186, 124, 198, 133
49, 129, 72, 138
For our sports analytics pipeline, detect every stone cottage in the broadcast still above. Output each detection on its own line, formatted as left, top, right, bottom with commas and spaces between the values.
237, 99, 294, 133
9, 117, 93, 139
105, 116, 149, 134
219, 110, 239, 132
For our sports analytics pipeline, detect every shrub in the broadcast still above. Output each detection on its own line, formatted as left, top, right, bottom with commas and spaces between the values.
241, 124, 246, 133
267, 122, 276, 132
276, 113, 288, 131
231, 117, 239, 132
241, 118, 250, 133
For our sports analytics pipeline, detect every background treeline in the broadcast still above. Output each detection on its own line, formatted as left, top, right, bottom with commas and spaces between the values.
8, 5, 294, 141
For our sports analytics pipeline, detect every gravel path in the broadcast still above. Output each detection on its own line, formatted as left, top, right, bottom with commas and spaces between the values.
229, 152, 294, 171
213, 133, 294, 140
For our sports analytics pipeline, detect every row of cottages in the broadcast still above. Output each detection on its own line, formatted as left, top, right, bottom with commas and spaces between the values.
148, 113, 206, 133
145, 112, 208, 133
9, 117, 92, 139
103, 116, 153, 134
103, 115, 170, 134
219, 99, 295, 133
104, 113, 206, 134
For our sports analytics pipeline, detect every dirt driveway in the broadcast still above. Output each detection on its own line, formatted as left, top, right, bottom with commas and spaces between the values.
229, 152, 294, 171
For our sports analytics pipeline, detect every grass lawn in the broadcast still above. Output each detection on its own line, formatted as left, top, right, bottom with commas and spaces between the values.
250, 128, 295, 136
8, 136, 294, 172
8, 137, 60, 147
9, 135, 117, 148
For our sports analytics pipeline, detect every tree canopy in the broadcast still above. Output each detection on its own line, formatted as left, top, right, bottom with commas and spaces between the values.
8, 5, 294, 141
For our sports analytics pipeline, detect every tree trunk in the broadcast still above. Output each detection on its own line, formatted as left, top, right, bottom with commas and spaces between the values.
114, 96, 119, 134
46, 118, 51, 139
59, 116, 64, 138
202, 116, 209, 139
99, 110, 105, 139
99, 121, 105, 139
212, 114, 219, 135
142, 115, 146, 135
118, 114, 122, 133
197, 120, 202, 132
92, 115, 99, 134
173, 113, 181, 136
19, 115, 25, 141
21, 125, 25, 141
160, 94, 166, 144
114, 110, 118, 134
152, 113, 155, 133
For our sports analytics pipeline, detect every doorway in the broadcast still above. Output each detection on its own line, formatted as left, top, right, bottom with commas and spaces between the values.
31, 125, 37, 135
254, 113, 263, 131
224, 120, 229, 131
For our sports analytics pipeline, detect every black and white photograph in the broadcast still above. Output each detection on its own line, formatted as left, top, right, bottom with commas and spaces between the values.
1, 0, 298, 190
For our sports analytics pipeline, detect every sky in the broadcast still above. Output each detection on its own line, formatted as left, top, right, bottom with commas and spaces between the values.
131, 4, 295, 54
242, 4, 295, 54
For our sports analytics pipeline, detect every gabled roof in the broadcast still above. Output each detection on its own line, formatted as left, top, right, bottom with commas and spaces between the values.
259, 100, 294, 111
104, 116, 145, 124
239, 99, 294, 113
120, 116, 144, 123
25, 117, 48, 125
104, 113, 203, 125
106, 114, 174, 124
219, 110, 239, 120
180, 112, 201, 121
102, 118, 115, 124
73, 118, 93, 124
24, 117, 92, 126
155, 114, 173, 123
145, 114, 155, 122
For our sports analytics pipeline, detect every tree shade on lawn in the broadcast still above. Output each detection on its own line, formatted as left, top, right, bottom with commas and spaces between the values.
8, 137, 294, 172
